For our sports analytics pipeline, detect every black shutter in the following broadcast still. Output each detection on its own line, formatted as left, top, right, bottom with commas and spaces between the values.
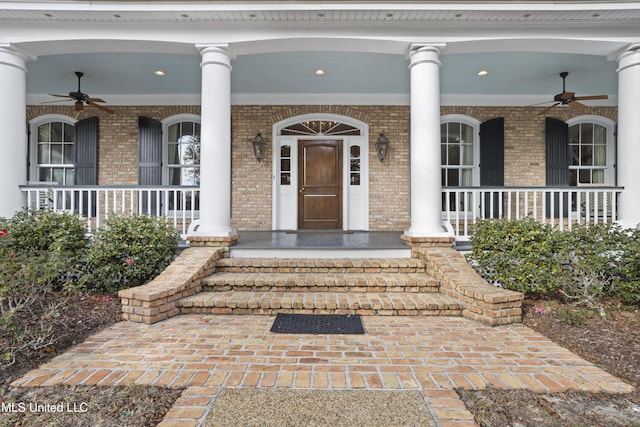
74, 117, 98, 215
75, 117, 98, 185
138, 117, 162, 213
480, 118, 505, 218
545, 118, 569, 217
26, 121, 31, 179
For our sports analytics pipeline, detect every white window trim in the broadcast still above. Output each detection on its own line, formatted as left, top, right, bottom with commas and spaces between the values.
28, 114, 77, 183
161, 113, 201, 186
161, 114, 201, 216
566, 115, 616, 186
440, 114, 481, 187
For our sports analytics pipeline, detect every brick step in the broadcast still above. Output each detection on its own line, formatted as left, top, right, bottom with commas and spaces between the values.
202, 272, 439, 293
215, 257, 427, 273
179, 291, 463, 316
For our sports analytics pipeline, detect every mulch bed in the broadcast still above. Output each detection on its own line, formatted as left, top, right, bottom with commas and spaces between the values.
1, 293, 181, 427
458, 297, 640, 427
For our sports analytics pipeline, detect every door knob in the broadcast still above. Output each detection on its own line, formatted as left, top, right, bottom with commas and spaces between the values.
299, 187, 305, 193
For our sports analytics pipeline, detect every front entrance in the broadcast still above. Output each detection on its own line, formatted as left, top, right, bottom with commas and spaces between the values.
298, 140, 342, 229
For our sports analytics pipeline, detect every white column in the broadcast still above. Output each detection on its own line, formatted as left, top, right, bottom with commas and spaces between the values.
405, 45, 450, 237
192, 45, 236, 236
617, 44, 640, 229
0, 45, 30, 219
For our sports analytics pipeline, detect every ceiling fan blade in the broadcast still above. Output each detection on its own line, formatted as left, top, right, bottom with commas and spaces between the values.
41, 99, 75, 104
569, 101, 586, 110
560, 91, 575, 100
87, 101, 114, 114
85, 97, 106, 103
539, 102, 560, 115
574, 95, 608, 101
528, 100, 556, 107
48, 94, 73, 98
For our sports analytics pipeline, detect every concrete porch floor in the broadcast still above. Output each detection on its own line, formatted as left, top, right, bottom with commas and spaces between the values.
230, 231, 412, 258
11, 315, 634, 427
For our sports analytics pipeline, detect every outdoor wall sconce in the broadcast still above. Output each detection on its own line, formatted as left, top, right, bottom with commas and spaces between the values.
375, 133, 389, 162
252, 133, 266, 162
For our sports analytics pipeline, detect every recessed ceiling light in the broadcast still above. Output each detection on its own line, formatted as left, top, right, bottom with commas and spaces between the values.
477, 70, 489, 76
315, 69, 325, 76
154, 70, 166, 76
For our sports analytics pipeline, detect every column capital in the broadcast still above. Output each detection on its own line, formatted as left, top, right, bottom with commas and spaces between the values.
617, 43, 640, 73
407, 43, 445, 68
0, 44, 35, 72
196, 44, 235, 70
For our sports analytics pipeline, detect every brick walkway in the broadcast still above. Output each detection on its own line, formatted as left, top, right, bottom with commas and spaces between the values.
12, 315, 634, 427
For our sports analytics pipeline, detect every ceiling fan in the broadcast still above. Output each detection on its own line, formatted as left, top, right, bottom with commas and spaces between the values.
534, 71, 608, 115
45, 71, 114, 114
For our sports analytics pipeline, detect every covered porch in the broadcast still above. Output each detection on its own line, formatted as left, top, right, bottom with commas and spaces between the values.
2, 1, 640, 245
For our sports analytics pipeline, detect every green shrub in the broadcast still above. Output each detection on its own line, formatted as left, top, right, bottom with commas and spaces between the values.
467, 217, 566, 293
614, 227, 640, 304
0, 210, 87, 366
468, 218, 640, 306
84, 214, 180, 294
0, 209, 88, 289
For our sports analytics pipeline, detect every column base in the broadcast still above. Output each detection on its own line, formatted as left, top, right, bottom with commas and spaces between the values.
401, 234, 455, 249
187, 223, 238, 247
187, 234, 238, 247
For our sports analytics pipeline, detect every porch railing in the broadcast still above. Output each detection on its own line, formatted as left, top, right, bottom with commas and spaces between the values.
443, 186, 623, 241
19, 185, 199, 239
19, 185, 623, 241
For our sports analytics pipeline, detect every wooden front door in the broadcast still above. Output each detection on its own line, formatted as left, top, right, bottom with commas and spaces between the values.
298, 140, 343, 229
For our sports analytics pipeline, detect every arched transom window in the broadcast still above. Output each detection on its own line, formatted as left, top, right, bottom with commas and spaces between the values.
280, 120, 361, 136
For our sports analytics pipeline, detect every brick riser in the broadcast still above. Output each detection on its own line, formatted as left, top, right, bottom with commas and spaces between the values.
203, 272, 440, 293
214, 258, 427, 274
179, 257, 465, 317
180, 291, 462, 316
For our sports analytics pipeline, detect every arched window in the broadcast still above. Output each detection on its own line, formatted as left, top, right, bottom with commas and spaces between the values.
440, 116, 480, 187
163, 115, 200, 212
165, 118, 200, 186
29, 115, 76, 184
567, 116, 616, 186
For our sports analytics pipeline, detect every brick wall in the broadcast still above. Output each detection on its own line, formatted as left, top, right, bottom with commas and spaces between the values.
27, 104, 617, 231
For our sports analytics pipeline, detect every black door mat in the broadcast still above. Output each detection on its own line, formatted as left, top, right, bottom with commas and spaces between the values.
270, 314, 365, 334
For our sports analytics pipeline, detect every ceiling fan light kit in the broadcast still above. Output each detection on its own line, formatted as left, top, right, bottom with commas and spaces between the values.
45, 71, 114, 114
535, 71, 608, 115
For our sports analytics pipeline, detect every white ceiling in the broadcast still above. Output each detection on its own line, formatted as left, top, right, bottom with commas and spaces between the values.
25, 50, 619, 106
8, 1, 637, 107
